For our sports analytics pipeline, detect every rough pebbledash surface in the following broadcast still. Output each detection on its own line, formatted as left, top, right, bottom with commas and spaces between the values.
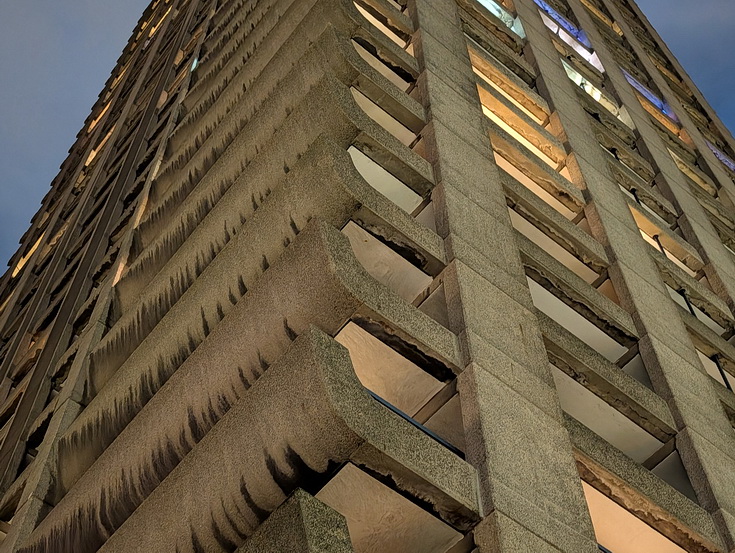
0, 0, 734, 551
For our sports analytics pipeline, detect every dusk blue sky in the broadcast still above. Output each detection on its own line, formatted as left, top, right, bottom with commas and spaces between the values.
0, 1, 734, 269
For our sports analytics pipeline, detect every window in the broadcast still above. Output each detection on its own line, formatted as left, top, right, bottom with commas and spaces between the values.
535, 0, 592, 48
622, 70, 678, 123
563, 61, 634, 129
707, 140, 735, 173
475, 0, 526, 38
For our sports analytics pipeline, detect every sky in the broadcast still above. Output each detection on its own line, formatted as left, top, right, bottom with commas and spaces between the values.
0, 1, 734, 269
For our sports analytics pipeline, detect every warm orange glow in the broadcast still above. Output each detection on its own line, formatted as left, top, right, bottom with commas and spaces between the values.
583, 482, 688, 553
12, 233, 45, 278
88, 102, 111, 134
483, 106, 558, 168
473, 67, 546, 125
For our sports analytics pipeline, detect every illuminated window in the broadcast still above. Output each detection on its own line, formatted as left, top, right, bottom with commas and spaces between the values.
475, 0, 526, 38
11, 234, 45, 278
622, 70, 679, 123
707, 140, 735, 173
563, 61, 634, 129
535, 0, 592, 48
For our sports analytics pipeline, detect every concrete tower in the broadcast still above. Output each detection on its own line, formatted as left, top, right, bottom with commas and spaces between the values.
1, 0, 735, 551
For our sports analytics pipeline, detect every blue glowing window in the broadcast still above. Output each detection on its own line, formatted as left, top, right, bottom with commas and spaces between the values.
622, 70, 679, 122
707, 141, 735, 173
534, 0, 592, 49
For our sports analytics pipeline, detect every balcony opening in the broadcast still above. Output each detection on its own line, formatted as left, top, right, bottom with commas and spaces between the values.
354, 2, 411, 52
352, 38, 413, 93
415, 282, 451, 330
647, 448, 698, 501
528, 277, 628, 362
342, 221, 433, 303
695, 349, 733, 390
666, 284, 728, 336
335, 321, 464, 453
618, 185, 672, 230
475, 0, 526, 38
414, 200, 438, 233
707, 140, 735, 174
563, 61, 633, 129
553, 366, 662, 463
351, 88, 418, 148
622, 70, 678, 123
536, 3, 605, 72
484, 107, 559, 168
496, 152, 577, 219
616, 346, 653, 388
473, 64, 545, 126
509, 208, 598, 284
316, 463, 471, 553
635, 220, 699, 279
11, 234, 45, 279
348, 146, 424, 214
584, 482, 689, 553
669, 149, 718, 197
535, 0, 591, 48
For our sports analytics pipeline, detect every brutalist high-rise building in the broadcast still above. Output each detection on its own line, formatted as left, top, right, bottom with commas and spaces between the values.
1, 0, 735, 551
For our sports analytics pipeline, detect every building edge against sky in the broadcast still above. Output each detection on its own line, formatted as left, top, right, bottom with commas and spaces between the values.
1, 0, 735, 552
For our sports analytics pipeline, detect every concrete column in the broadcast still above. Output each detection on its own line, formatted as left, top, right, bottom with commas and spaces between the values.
571, 0, 735, 313
408, 0, 598, 549
513, 0, 735, 548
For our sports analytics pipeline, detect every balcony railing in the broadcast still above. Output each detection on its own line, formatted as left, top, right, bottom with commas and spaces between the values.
366, 389, 465, 458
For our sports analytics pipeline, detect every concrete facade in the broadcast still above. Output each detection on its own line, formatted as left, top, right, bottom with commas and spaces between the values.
0, 0, 734, 551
